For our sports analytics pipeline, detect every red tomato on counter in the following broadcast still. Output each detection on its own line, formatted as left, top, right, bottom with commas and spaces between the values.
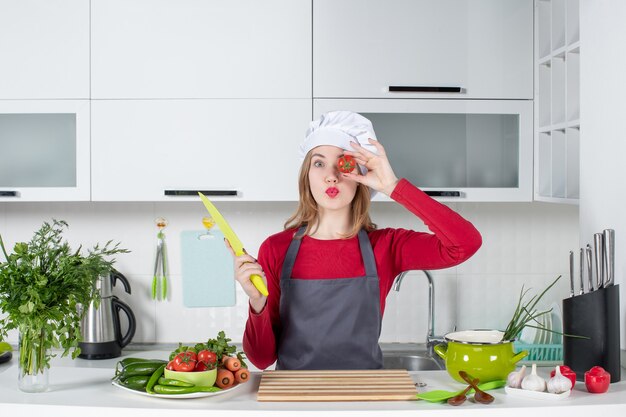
337, 155, 356, 173
550, 365, 577, 389
585, 366, 611, 393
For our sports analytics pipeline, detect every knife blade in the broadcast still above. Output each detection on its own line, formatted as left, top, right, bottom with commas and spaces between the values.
603, 229, 615, 287
594, 233, 604, 290
586, 244, 593, 293
198, 192, 269, 297
569, 250, 575, 297
579, 248, 585, 295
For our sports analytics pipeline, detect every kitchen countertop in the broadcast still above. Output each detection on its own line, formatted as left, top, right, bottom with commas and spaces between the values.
1, 349, 626, 417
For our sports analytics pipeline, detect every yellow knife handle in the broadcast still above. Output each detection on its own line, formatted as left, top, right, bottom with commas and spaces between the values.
250, 274, 269, 297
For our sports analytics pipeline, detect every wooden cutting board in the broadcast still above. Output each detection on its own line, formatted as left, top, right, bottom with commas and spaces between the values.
257, 369, 417, 402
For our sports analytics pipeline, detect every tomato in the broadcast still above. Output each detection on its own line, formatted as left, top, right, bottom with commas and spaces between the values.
585, 366, 610, 393
166, 360, 176, 371
173, 351, 197, 372
194, 361, 208, 372
337, 155, 356, 173
550, 365, 576, 389
197, 349, 217, 366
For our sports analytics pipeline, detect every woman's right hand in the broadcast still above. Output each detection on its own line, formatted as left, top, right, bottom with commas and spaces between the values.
224, 239, 267, 313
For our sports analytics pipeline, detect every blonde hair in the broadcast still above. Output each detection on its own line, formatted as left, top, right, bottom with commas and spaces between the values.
284, 151, 377, 238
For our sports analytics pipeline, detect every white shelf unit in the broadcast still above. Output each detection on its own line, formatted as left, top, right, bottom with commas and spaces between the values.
535, 0, 580, 204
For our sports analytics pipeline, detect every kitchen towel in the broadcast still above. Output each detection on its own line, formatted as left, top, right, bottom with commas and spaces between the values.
180, 229, 235, 307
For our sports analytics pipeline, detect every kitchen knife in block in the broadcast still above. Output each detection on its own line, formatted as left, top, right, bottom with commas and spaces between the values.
180, 230, 235, 307
198, 192, 269, 296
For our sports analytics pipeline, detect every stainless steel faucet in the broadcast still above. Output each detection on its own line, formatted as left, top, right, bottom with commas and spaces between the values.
393, 270, 446, 364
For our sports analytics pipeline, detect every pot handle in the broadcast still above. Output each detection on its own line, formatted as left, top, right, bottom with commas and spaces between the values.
433, 344, 448, 360
511, 350, 529, 364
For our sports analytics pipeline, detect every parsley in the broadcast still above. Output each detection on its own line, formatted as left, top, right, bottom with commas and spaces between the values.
0, 219, 128, 375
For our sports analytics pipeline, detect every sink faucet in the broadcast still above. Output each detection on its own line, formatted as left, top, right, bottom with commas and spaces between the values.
393, 270, 446, 365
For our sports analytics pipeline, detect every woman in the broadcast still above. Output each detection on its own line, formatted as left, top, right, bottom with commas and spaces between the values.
227, 111, 482, 370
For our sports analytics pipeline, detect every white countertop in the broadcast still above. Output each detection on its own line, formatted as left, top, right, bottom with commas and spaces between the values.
1, 349, 626, 417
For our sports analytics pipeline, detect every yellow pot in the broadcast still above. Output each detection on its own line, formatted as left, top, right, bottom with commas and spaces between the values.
434, 330, 528, 383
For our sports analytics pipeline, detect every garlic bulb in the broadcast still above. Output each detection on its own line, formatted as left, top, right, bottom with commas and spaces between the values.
507, 365, 527, 388
521, 363, 547, 392
547, 365, 572, 394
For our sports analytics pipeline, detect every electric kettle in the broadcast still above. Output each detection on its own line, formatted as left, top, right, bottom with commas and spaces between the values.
78, 270, 136, 359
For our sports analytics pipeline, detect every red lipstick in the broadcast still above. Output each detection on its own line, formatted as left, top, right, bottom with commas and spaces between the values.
325, 187, 339, 198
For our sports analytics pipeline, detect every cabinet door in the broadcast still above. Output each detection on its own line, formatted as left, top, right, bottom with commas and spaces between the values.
314, 99, 533, 202
0, 100, 90, 201
314, 0, 533, 99
0, 0, 89, 99
91, 99, 311, 201
91, 0, 311, 99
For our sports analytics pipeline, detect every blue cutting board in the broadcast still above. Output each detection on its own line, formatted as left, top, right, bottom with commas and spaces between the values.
180, 230, 236, 307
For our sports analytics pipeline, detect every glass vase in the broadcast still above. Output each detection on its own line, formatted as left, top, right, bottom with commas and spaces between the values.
18, 327, 49, 393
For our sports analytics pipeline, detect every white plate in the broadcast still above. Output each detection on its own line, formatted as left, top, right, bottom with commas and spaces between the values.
112, 379, 244, 399
505, 386, 570, 400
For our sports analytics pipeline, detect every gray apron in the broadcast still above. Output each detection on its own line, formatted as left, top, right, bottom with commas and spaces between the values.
276, 226, 383, 370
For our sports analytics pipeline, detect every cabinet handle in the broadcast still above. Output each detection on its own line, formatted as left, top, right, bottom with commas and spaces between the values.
389, 86, 463, 93
424, 191, 461, 197
164, 190, 238, 197
0, 191, 18, 197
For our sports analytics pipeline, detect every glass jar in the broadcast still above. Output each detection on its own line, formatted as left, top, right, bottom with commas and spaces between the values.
18, 327, 49, 393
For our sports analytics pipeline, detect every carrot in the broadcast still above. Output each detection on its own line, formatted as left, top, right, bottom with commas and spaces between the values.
223, 356, 241, 372
234, 368, 249, 383
216, 368, 234, 389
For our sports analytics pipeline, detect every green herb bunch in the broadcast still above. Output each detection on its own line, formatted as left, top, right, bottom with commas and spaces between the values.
502, 275, 561, 342
0, 219, 129, 374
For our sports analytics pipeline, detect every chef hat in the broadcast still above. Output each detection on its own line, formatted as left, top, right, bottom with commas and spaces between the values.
300, 110, 379, 198
301, 111, 378, 160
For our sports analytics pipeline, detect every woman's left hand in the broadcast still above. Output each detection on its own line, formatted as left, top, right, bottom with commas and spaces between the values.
343, 138, 399, 196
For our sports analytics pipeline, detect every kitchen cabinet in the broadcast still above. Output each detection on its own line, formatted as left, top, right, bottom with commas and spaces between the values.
535, 0, 580, 204
0, 100, 90, 201
313, 0, 533, 100
91, 0, 311, 99
91, 99, 311, 201
315, 99, 533, 202
0, 0, 89, 99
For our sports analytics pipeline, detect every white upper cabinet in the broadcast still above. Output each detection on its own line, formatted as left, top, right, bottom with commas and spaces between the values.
314, 0, 533, 99
0, 100, 90, 201
91, 0, 312, 99
91, 99, 311, 201
0, 0, 89, 99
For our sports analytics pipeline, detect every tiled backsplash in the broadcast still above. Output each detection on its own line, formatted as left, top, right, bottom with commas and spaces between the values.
0, 201, 578, 345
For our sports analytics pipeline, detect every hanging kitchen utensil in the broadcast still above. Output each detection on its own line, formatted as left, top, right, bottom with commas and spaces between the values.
198, 192, 269, 296
151, 217, 168, 301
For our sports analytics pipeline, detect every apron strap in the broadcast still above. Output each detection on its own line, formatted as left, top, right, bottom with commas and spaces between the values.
280, 226, 378, 281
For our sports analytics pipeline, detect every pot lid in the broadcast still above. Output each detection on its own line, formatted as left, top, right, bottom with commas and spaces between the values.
444, 330, 507, 344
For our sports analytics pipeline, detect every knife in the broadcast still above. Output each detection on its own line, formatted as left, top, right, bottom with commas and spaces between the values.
603, 229, 615, 287
594, 233, 604, 290
579, 248, 585, 295
585, 245, 593, 293
568, 250, 575, 297
198, 192, 269, 297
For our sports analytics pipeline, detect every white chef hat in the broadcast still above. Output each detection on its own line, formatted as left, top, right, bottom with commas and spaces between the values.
300, 110, 379, 197
301, 111, 378, 161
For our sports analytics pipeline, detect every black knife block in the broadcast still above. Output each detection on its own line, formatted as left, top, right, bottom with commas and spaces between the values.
562, 284, 620, 382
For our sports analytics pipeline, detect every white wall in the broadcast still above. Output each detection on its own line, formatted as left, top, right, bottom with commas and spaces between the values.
0, 201, 578, 346
580, 0, 626, 349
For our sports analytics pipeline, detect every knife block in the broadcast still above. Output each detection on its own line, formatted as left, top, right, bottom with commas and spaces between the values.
562, 284, 620, 382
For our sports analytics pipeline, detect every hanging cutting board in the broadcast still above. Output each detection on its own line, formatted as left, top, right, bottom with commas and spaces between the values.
180, 229, 235, 307
257, 370, 417, 402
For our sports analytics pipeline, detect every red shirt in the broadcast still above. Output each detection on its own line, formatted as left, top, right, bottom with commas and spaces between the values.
243, 179, 482, 370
